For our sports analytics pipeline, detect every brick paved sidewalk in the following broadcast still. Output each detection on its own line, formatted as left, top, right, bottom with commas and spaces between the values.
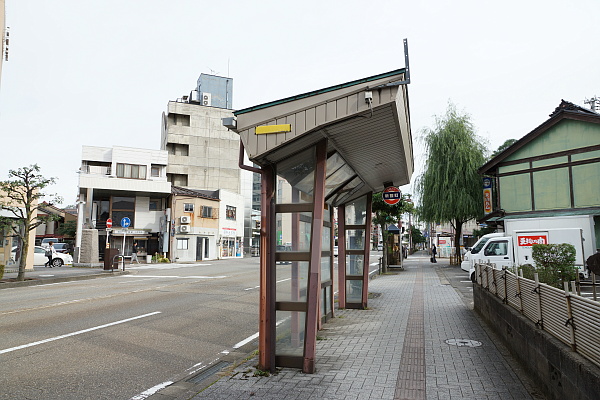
178, 256, 536, 399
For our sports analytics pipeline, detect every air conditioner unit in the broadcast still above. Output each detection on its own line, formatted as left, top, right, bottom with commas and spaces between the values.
180, 225, 190, 233
180, 216, 190, 224
202, 92, 211, 106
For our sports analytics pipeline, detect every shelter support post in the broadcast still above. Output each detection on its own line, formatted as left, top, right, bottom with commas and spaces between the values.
302, 140, 327, 374
258, 166, 275, 372
338, 206, 347, 309
361, 193, 373, 307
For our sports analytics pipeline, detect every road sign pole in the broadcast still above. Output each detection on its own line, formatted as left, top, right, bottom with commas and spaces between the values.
122, 230, 126, 271
119, 217, 131, 271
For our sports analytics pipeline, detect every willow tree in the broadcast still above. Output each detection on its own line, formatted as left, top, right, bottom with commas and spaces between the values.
0, 165, 61, 281
415, 103, 487, 263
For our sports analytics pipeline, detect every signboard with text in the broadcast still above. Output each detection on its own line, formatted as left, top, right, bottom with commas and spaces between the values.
483, 178, 493, 214
383, 186, 401, 205
517, 235, 548, 246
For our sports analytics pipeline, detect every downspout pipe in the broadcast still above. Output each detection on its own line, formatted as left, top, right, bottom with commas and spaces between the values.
238, 140, 261, 174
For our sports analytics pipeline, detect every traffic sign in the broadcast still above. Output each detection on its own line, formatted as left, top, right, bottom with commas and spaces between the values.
106, 218, 113, 229
382, 186, 401, 205
120, 217, 131, 228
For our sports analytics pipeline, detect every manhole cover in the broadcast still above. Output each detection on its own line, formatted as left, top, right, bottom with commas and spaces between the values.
445, 339, 482, 347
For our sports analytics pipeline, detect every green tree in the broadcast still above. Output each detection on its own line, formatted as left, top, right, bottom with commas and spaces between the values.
407, 225, 426, 248
57, 220, 77, 238
415, 102, 487, 264
372, 191, 414, 272
0, 165, 62, 281
490, 139, 517, 159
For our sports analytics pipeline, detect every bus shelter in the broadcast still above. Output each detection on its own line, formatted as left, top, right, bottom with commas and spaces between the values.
227, 48, 413, 373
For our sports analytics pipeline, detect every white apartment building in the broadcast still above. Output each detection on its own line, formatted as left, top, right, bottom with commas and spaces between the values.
76, 145, 171, 262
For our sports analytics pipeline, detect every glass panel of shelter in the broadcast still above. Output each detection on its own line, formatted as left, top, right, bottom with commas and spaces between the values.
271, 143, 369, 369
274, 148, 315, 366
343, 195, 369, 308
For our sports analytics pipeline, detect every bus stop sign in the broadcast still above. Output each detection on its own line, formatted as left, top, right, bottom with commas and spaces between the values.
383, 186, 401, 205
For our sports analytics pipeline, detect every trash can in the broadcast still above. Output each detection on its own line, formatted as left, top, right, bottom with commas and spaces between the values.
104, 248, 119, 270
146, 255, 152, 264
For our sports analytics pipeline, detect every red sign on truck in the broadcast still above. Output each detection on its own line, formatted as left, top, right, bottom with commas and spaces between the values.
517, 235, 547, 246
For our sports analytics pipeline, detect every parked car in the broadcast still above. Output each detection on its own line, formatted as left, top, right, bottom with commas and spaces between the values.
377, 243, 383, 251
11, 246, 73, 267
52, 242, 73, 254
41, 238, 60, 246
276, 245, 292, 264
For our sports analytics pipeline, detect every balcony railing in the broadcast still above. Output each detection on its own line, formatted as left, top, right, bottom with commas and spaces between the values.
80, 165, 112, 176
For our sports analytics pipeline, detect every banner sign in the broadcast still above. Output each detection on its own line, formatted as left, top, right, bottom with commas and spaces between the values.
483, 177, 493, 214
517, 235, 548, 246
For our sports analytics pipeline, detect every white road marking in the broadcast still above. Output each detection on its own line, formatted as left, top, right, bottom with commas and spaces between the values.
233, 318, 287, 349
33, 281, 80, 287
233, 332, 259, 348
120, 275, 226, 279
129, 263, 212, 270
0, 312, 162, 355
129, 380, 174, 400
244, 277, 291, 291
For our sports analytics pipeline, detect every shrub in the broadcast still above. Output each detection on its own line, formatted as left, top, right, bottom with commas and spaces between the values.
519, 263, 536, 280
152, 253, 170, 263
531, 243, 577, 289
0, 264, 4, 279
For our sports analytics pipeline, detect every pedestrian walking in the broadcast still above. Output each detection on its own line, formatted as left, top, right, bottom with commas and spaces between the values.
430, 244, 437, 263
131, 242, 139, 264
45, 241, 57, 267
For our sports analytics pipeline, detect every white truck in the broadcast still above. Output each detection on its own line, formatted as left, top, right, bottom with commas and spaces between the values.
462, 216, 597, 282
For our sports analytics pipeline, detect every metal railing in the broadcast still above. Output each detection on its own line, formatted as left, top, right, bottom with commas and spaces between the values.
475, 263, 600, 367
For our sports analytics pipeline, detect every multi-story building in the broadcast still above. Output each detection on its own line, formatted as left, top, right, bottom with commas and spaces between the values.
161, 74, 254, 256
168, 186, 245, 261
161, 74, 239, 193
76, 145, 171, 262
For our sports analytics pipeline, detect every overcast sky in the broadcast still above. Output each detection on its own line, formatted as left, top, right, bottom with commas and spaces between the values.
1, 0, 599, 205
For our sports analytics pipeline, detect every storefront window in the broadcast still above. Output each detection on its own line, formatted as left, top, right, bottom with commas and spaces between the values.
222, 237, 236, 257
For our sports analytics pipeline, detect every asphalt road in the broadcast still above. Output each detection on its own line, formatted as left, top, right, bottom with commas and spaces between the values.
0, 252, 384, 400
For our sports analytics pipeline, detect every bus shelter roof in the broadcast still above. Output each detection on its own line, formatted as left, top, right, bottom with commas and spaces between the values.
232, 68, 414, 206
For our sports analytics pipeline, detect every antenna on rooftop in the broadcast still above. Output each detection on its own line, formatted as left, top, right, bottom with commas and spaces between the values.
584, 96, 600, 112
208, 67, 219, 75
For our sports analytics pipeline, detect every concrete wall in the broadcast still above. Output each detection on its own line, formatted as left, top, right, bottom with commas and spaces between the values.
474, 285, 600, 400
